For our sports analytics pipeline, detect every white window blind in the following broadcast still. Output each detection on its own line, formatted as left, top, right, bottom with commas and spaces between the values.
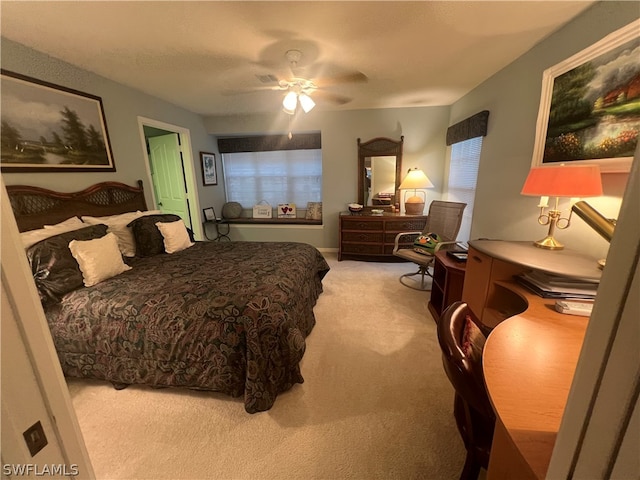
222, 149, 322, 208
447, 136, 483, 242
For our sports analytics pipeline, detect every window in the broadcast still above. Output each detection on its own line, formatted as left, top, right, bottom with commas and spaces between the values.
217, 133, 322, 220
222, 149, 322, 208
447, 136, 483, 242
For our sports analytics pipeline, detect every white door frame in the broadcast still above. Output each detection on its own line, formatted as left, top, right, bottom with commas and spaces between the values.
1, 179, 95, 478
136, 117, 203, 240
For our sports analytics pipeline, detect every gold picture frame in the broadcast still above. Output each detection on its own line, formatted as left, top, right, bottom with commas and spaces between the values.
531, 19, 640, 173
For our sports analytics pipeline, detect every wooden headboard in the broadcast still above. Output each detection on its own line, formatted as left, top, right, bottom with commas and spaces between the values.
6, 180, 148, 232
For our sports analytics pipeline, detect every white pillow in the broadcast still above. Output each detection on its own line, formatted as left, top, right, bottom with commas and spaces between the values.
68, 233, 132, 287
82, 211, 143, 257
21, 221, 87, 249
44, 216, 84, 228
81, 210, 165, 257
156, 220, 194, 254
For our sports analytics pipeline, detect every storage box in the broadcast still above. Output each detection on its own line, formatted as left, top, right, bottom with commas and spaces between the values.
278, 203, 296, 218
253, 200, 272, 218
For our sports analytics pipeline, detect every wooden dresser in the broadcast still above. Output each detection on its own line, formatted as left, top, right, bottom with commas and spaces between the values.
338, 212, 428, 261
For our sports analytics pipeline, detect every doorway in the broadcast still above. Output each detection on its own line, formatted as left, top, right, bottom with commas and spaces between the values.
137, 117, 203, 240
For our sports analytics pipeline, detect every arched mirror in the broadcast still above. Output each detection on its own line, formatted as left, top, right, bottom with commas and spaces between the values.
357, 136, 403, 208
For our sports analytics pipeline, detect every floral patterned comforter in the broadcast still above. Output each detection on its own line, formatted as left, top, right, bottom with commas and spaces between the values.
45, 241, 329, 413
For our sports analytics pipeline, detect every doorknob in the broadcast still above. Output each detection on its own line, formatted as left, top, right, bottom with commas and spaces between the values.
158, 202, 163, 206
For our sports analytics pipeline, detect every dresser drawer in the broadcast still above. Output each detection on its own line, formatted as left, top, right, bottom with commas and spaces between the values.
342, 243, 384, 255
343, 232, 384, 243
384, 232, 419, 244
385, 219, 427, 232
341, 219, 384, 231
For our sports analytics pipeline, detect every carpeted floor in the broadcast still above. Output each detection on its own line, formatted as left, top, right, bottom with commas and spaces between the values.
67, 252, 468, 479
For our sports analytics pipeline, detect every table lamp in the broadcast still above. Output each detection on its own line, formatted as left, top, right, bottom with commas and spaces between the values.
520, 164, 603, 250
399, 168, 434, 215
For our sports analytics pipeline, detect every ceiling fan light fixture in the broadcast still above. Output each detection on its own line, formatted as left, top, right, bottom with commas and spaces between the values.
299, 93, 315, 113
282, 91, 298, 115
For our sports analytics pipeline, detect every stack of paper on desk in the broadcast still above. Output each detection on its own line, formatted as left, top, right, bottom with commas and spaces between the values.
516, 270, 599, 300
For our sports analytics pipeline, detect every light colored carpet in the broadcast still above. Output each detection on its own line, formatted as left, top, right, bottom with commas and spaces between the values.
67, 252, 467, 479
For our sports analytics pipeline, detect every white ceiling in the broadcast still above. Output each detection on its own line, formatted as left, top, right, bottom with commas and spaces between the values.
1, 1, 595, 116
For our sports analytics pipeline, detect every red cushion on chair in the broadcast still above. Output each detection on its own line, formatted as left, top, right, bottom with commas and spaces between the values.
462, 315, 486, 365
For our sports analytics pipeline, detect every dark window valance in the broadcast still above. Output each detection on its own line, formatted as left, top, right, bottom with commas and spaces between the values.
217, 133, 321, 153
446, 110, 490, 146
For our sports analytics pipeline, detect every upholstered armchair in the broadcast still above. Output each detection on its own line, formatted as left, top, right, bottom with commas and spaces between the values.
393, 200, 466, 290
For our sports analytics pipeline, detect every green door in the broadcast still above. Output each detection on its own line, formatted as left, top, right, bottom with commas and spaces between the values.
148, 133, 191, 229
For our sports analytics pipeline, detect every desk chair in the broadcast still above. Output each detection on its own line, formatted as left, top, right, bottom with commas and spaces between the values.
437, 301, 495, 480
392, 200, 466, 290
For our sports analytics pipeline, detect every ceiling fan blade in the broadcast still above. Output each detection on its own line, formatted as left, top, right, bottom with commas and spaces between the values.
315, 71, 368, 86
221, 86, 283, 96
312, 90, 353, 105
291, 60, 368, 86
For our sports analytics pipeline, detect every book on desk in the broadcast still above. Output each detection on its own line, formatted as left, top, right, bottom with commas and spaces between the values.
515, 270, 598, 300
445, 242, 469, 262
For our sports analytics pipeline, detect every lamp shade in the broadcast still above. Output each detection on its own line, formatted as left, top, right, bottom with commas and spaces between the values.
298, 93, 315, 113
399, 168, 434, 190
521, 165, 602, 197
282, 91, 298, 115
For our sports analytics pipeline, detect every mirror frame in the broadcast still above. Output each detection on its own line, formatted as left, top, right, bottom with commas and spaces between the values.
357, 136, 404, 208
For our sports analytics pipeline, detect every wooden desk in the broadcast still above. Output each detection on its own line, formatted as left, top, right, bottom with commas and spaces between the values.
428, 250, 466, 322
482, 282, 588, 479
463, 240, 601, 479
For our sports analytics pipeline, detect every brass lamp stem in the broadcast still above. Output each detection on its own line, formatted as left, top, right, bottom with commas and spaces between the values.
535, 209, 564, 250
534, 197, 572, 250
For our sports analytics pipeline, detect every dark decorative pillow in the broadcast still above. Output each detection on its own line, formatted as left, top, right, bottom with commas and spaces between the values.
128, 214, 181, 257
26, 224, 109, 304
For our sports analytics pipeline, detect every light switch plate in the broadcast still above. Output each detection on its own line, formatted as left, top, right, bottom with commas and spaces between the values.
23, 421, 48, 457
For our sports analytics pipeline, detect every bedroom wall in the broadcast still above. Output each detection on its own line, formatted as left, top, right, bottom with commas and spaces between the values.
0, 38, 223, 232
203, 107, 451, 248
449, 1, 638, 261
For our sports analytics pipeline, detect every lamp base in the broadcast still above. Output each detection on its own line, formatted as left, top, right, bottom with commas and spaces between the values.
405, 201, 425, 215
533, 235, 564, 250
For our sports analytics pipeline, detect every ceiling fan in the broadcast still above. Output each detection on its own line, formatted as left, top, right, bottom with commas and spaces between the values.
224, 49, 367, 114
277, 52, 318, 114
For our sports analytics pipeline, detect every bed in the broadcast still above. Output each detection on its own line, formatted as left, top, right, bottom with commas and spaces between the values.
7, 181, 330, 413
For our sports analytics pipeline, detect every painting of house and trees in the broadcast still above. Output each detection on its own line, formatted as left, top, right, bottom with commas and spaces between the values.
541, 28, 640, 167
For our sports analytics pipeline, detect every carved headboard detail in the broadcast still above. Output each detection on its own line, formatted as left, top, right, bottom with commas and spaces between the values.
6, 180, 147, 232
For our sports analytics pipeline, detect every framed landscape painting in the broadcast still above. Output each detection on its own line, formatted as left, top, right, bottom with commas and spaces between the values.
0, 70, 115, 172
531, 19, 640, 173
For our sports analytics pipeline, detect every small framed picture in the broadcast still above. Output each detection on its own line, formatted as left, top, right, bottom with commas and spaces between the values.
200, 152, 217, 186
203, 207, 215, 222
